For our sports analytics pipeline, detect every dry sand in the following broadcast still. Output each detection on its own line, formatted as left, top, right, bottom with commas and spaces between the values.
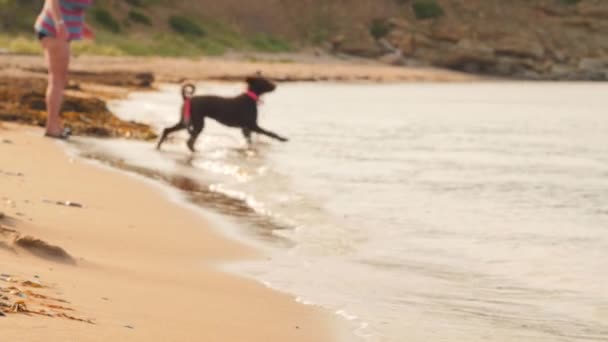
0, 54, 477, 83
0, 123, 346, 341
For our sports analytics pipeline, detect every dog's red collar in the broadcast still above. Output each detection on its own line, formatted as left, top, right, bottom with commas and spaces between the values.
245, 90, 259, 102
183, 98, 192, 123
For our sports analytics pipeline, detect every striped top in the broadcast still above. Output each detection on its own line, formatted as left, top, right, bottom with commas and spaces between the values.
35, 0, 94, 41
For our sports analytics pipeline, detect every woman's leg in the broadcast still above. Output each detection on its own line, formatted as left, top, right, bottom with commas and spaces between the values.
41, 37, 70, 136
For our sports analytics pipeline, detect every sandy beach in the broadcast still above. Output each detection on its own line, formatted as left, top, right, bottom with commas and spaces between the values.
0, 123, 345, 341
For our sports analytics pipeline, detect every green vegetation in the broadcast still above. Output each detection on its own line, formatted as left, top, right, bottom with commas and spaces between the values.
369, 18, 391, 40
412, 1, 444, 20
168, 15, 205, 37
0, 36, 42, 55
558, 0, 581, 5
249, 34, 291, 52
128, 10, 152, 26
125, 0, 143, 7
92, 7, 121, 33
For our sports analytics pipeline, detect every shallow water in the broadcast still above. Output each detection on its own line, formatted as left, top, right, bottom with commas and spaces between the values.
79, 82, 608, 341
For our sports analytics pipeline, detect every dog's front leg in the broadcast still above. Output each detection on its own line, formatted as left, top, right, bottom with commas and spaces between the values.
241, 127, 253, 146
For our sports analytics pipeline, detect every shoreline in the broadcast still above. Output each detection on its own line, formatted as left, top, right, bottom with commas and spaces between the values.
1, 53, 479, 145
0, 123, 350, 341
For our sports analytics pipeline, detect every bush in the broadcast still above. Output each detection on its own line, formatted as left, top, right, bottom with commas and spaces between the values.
92, 8, 121, 33
369, 18, 391, 40
128, 10, 151, 25
125, 0, 142, 6
412, 1, 444, 20
168, 15, 205, 36
249, 34, 291, 52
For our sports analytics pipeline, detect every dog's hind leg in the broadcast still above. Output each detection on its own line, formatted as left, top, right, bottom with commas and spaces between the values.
251, 125, 289, 142
186, 121, 204, 153
156, 122, 186, 150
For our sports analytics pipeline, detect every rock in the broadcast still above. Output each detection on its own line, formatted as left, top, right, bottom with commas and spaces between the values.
386, 29, 405, 47
578, 57, 608, 71
434, 39, 496, 73
387, 17, 411, 30
397, 33, 416, 56
329, 34, 346, 51
436, 51, 495, 73
534, 5, 570, 17
330, 28, 385, 58
377, 38, 399, 54
431, 20, 468, 43
413, 33, 437, 49
494, 37, 545, 60
561, 17, 596, 30
379, 52, 404, 66
577, 1, 608, 18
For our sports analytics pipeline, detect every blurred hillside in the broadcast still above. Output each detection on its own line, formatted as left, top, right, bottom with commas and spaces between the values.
1, 0, 607, 80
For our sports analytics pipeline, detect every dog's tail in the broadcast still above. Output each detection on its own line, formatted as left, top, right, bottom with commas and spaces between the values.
182, 83, 196, 100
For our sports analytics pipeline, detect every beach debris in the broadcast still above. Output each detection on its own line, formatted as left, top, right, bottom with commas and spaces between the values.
21, 280, 43, 288
0, 310, 5, 317
44, 303, 73, 311
0, 76, 157, 140
7, 286, 27, 299
10, 300, 27, 313
1, 139, 12, 144
0, 273, 91, 321
41, 199, 84, 208
56, 313, 95, 324
24, 290, 69, 303
124, 324, 135, 329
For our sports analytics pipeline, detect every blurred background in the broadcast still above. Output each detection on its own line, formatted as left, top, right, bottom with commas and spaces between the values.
1, 0, 607, 80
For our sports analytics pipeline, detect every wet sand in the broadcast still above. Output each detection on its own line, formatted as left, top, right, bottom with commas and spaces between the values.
0, 123, 346, 341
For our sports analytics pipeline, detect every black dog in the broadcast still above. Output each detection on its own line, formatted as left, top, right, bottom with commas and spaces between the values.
156, 76, 288, 152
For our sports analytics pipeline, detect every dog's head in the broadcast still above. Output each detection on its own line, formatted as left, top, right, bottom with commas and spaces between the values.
246, 75, 276, 95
